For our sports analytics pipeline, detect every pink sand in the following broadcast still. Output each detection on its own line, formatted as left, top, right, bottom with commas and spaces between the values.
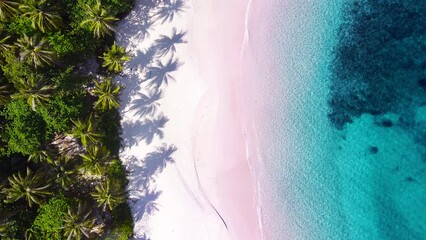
192, 0, 275, 239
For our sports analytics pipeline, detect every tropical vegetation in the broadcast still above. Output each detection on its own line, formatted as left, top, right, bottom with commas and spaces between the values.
0, 0, 133, 239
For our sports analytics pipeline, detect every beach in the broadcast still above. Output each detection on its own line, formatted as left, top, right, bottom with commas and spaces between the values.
115, 0, 263, 239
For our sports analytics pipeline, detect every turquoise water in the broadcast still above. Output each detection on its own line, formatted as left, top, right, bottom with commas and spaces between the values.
259, 0, 426, 239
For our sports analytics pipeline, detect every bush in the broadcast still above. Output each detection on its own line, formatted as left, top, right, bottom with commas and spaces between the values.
6, 17, 36, 36
0, 99, 47, 155
37, 91, 86, 135
27, 195, 70, 240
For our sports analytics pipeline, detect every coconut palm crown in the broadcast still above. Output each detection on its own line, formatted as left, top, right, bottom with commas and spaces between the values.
15, 34, 56, 68
11, 75, 55, 111
19, 0, 61, 32
3, 168, 51, 207
100, 42, 131, 73
69, 115, 102, 146
93, 78, 121, 110
0, 0, 18, 21
62, 202, 98, 240
91, 179, 125, 211
80, 0, 118, 38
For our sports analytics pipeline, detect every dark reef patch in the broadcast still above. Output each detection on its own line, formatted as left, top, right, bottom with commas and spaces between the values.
369, 146, 379, 154
329, 1, 426, 132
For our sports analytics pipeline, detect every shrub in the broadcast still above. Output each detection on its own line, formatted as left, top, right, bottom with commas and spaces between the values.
27, 195, 70, 240
1, 99, 47, 155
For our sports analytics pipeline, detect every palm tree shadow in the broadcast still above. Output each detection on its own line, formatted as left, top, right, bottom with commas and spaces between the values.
153, 28, 187, 57
126, 47, 157, 72
130, 189, 162, 221
154, 0, 187, 24
128, 89, 163, 117
122, 114, 169, 146
144, 57, 182, 90
142, 144, 177, 177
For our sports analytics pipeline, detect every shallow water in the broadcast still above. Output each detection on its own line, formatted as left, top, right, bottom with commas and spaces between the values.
256, 0, 426, 239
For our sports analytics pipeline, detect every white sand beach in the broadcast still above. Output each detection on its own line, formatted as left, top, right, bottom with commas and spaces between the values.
115, 0, 262, 239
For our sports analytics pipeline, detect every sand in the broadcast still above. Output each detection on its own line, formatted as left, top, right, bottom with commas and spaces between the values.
115, 0, 263, 239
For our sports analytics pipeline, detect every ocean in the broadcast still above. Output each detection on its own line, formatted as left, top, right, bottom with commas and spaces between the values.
253, 0, 426, 239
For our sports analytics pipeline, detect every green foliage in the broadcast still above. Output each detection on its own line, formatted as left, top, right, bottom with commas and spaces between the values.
1, 99, 47, 155
4, 168, 51, 207
27, 195, 70, 240
69, 115, 103, 146
79, 145, 109, 176
5, 16, 36, 36
19, 0, 62, 33
101, 42, 131, 73
107, 159, 127, 184
0, 0, 19, 21
80, 0, 118, 38
15, 34, 56, 68
93, 77, 121, 110
106, 203, 133, 240
47, 32, 80, 57
38, 91, 85, 134
91, 179, 125, 211
11, 74, 56, 111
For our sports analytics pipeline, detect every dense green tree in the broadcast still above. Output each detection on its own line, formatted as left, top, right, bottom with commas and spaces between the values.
11, 74, 55, 111
0, 0, 18, 21
80, 0, 118, 38
100, 42, 131, 73
93, 78, 121, 110
19, 0, 61, 32
38, 91, 86, 134
26, 195, 69, 240
28, 147, 52, 163
92, 179, 125, 211
69, 115, 102, 146
79, 145, 109, 176
1, 99, 46, 155
63, 201, 98, 240
4, 168, 51, 207
15, 34, 56, 67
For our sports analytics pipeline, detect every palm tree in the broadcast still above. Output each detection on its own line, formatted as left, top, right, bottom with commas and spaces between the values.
15, 34, 56, 67
63, 202, 98, 240
4, 168, 51, 207
49, 155, 76, 190
79, 145, 109, 176
154, 0, 186, 24
100, 42, 131, 73
145, 57, 181, 89
0, 0, 18, 21
91, 179, 125, 211
129, 89, 162, 117
19, 0, 61, 32
154, 28, 187, 57
0, 34, 13, 56
0, 85, 10, 106
93, 78, 121, 110
11, 75, 55, 111
69, 115, 102, 146
80, 0, 118, 38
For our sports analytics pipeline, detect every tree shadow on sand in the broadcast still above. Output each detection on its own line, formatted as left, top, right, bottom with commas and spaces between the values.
154, 0, 187, 24
128, 89, 163, 117
144, 57, 182, 90
153, 28, 187, 57
122, 114, 169, 146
